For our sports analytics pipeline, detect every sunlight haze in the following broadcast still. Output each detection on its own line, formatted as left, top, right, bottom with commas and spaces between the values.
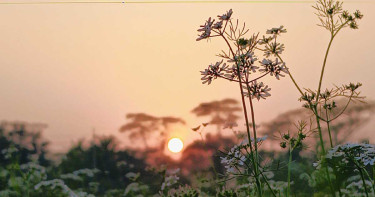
0, 0, 374, 152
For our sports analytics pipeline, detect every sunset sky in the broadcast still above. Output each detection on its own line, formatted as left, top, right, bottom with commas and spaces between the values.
0, 0, 374, 152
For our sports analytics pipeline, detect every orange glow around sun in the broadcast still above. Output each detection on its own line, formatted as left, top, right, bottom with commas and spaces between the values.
167, 138, 184, 153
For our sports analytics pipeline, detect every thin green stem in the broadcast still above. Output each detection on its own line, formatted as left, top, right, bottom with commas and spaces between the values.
314, 106, 335, 197
315, 20, 350, 103
248, 89, 263, 196
220, 34, 262, 197
316, 36, 334, 102
287, 145, 292, 197
324, 102, 334, 148
260, 171, 277, 197
361, 166, 375, 194
359, 167, 370, 197
329, 92, 354, 122
276, 54, 303, 96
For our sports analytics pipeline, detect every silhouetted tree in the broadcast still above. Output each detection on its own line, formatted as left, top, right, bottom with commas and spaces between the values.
57, 135, 161, 194
0, 121, 50, 166
191, 98, 240, 134
119, 113, 185, 148
260, 100, 375, 150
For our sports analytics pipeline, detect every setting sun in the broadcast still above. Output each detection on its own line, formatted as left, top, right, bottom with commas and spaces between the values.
167, 138, 184, 153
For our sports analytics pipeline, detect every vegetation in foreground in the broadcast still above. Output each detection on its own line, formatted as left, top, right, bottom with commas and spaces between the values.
1, 0, 374, 196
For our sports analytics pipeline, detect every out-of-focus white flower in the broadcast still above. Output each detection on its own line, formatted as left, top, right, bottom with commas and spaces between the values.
220, 141, 254, 174
161, 168, 180, 191
75, 191, 95, 197
60, 173, 83, 182
72, 168, 100, 178
325, 143, 375, 167
265, 180, 289, 193
1, 146, 18, 159
35, 179, 78, 197
125, 172, 140, 180
124, 182, 148, 196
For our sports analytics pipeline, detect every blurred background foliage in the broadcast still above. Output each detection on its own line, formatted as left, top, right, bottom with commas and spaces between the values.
0, 98, 373, 196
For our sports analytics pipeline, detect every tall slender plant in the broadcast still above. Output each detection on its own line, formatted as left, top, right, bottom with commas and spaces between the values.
269, 0, 364, 195
196, 9, 289, 196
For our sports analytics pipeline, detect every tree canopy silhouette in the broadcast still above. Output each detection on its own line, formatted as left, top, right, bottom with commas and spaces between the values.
119, 113, 185, 148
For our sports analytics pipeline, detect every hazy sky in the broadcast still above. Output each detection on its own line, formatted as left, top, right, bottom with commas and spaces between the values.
0, 0, 374, 152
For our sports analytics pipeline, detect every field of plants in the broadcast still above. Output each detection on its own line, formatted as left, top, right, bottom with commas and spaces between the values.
1, 0, 374, 196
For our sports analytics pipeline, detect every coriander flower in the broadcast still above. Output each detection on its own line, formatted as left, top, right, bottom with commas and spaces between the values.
35, 179, 77, 197
243, 81, 271, 101
258, 36, 273, 45
326, 143, 375, 167
220, 144, 246, 174
200, 60, 227, 85
213, 20, 223, 29
259, 58, 288, 80
218, 9, 233, 20
196, 17, 214, 41
264, 43, 285, 57
266, 25, 287, 35
161, 168, 180, 191
224, 65, 239, 80
245, 52, 259, 72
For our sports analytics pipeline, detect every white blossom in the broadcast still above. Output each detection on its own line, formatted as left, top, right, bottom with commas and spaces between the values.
217, 9, 233, 20
266, 25, 287, 35
196, 17, 214, 41
259, 58, 288, 80
243, 81, 271, 100
161, 168, 180, 191
35, 179, 78, 197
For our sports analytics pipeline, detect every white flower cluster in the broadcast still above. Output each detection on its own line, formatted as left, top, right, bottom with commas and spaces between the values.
35, 179, 78, 197
20, 162, 47, 181
221, 136, 267, 174
266, 26, 287, 35
221, 144, 246, 174
259, 58, 288, 80
72, 168, 100, 177
326, 143, 375, 166
124, 182, 149, 196
265, 180, 289, 193
243, 81, 271, 101
340, 179, 373, 197
75, 191, 95, 197
60, 168, 99, 182
200, 60, 227, 85
196, 9, 233, 41
161, 168, 180, 191
125, 172, 140, 180
1, 146, 18, 159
